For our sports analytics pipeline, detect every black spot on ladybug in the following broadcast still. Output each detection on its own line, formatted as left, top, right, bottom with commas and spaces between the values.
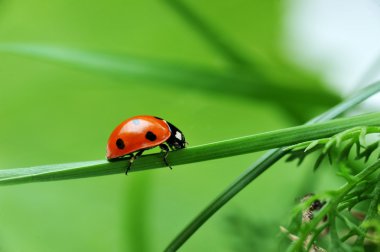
116, 138, 125, 149
145, 131, 157, 141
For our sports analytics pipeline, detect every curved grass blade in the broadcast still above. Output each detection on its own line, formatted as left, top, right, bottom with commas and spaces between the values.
164, 81, 380, 251
0, 43, 339, 108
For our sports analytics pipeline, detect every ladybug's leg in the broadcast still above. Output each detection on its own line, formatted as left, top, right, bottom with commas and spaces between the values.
126, 150, 145, 175
159, 144, 172, 169
126, 155, 134, 175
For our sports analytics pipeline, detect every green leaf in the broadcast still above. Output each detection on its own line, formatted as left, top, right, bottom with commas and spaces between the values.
338, 139, 356, 161
305, 140, 324, 152
356, 141, 379, 163
314, 153, 327, 171
359, 127, 368, 146
285, 149, 308, 165
336, 164, 356, 183
322, 137, 337, 154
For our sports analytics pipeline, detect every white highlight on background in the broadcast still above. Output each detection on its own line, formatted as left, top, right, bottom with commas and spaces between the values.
283, 0, 380, 108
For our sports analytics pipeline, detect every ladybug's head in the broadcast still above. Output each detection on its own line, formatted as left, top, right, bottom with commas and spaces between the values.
171, 130, 187, 149
165, 121, 187, 150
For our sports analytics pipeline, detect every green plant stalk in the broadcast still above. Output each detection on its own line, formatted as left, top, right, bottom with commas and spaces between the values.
165, 81, 380, 251
340, 230, 356, 243
290, 159, 380, 252
364, 174, 380, 221
354, 173, 380, 245
328, 211, 343, 251
1, 112, 380, 186
306, 221, 329, 249
336, 212, 366, 238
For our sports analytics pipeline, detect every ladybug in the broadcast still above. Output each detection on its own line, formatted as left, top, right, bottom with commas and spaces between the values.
106, 115, 186, 174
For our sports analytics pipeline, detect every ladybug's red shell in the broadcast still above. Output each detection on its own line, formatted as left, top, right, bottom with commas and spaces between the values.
107, 116, 171, 160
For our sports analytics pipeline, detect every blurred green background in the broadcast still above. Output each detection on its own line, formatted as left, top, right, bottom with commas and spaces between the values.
0, 0, 367, 251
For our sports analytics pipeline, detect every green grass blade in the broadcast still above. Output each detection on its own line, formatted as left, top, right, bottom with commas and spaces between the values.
0, 43, 339, 108
1, 111, 380, 186
164, 81, 380, 251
